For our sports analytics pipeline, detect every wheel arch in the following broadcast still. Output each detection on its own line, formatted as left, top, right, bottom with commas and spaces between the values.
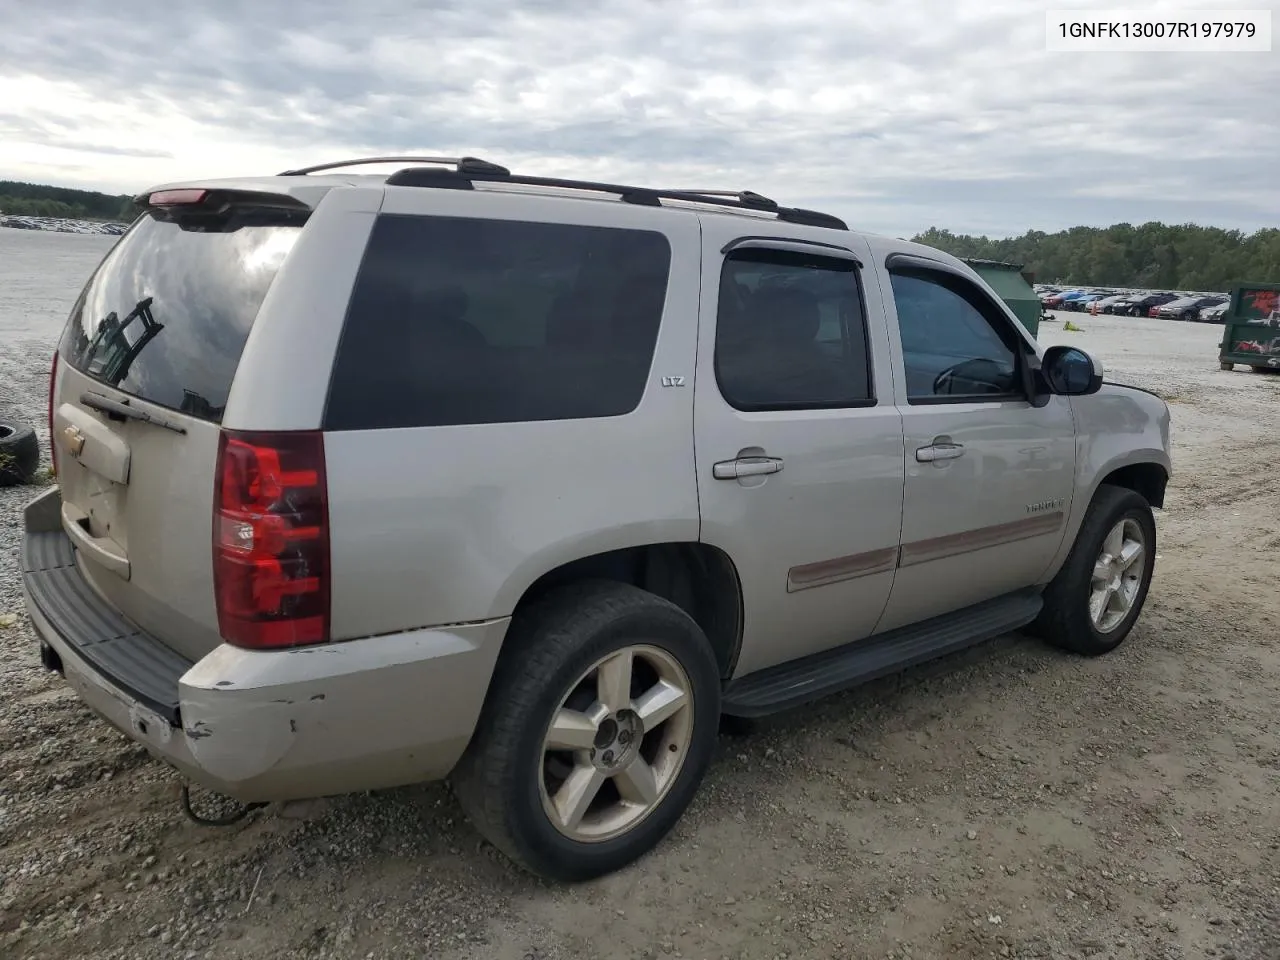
1040, 453, 1169, 585
502, 541, 745, 682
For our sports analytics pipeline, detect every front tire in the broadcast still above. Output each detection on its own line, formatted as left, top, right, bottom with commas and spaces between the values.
451, 581, 721, 881
1034, 485, 1156, 656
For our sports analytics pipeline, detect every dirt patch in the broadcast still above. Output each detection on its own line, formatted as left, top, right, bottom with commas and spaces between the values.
2, 312, 1280, 960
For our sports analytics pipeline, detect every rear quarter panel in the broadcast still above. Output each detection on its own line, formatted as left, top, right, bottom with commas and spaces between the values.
321, 190, 703, 640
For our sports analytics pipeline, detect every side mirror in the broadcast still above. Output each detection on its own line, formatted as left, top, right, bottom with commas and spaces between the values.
1040, 345, 1103, 396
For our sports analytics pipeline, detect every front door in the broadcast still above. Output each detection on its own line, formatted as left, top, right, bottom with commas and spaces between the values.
874, 254, 1077, 632
694, 224, 906, 678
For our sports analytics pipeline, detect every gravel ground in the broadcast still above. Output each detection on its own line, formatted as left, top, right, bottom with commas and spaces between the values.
2, 308, 1279, 960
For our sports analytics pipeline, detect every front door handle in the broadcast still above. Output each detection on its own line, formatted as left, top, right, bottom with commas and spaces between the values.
713, 456, 784, 480
915, 442, 965, 463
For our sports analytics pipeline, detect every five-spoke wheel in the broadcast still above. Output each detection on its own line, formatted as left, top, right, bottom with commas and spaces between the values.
1035, 484, 1157, 656
451, 582, 720, 881
540, 645, 694, 842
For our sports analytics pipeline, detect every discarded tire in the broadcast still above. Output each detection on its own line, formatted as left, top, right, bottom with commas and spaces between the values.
0, 420, 41, 486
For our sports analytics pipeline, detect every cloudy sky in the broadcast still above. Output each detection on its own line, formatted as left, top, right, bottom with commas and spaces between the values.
0, 0, 1275, 238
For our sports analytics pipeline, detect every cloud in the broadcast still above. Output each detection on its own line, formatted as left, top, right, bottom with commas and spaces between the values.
0, 0, 1276, 236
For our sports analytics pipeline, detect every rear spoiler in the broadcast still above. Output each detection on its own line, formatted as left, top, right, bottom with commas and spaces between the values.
131, 187, 312, 229
133, 187, 311, 212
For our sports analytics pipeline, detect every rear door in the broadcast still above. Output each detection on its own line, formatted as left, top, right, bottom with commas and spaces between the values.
51, 197, 311, 660
694, 221, 906, 678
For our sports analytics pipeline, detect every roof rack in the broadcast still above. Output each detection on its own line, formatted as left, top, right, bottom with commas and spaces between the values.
276, 155, 848, 230
387, 166, 848, 230
277, 155, 511, 177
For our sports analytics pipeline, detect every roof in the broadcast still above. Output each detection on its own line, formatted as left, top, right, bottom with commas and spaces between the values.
138, 155, 849, 231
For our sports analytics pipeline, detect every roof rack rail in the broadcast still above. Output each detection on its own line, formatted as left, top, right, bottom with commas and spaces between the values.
277, 155, 511, 177
381, 166, 848, 230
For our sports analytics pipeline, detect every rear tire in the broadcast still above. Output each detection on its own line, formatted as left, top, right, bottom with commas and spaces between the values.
1034, 485, 1156, 656
0, 420, 40, 487
451, 581, 721, 882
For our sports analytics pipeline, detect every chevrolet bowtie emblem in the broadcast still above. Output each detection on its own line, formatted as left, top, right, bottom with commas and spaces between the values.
62, 424, 86, 458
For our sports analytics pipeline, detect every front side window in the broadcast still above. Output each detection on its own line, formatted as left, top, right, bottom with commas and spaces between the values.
889, 269, 1023, 401
714, 249, 872, 410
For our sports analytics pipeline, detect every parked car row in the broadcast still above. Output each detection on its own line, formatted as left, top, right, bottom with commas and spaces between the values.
1036, 286, 1229, 322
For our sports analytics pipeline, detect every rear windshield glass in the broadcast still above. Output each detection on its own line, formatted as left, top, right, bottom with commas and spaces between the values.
58, 212, 302, 423
323, 214, 672, 430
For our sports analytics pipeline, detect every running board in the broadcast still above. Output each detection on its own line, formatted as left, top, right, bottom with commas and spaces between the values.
721, 590, 1043, 717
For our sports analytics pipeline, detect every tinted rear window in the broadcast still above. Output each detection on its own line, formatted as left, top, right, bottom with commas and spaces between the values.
323, 214, 672, 430
58, 212, 302, 422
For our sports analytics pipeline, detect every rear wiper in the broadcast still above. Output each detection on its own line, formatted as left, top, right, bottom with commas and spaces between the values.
80, 392, 187, 435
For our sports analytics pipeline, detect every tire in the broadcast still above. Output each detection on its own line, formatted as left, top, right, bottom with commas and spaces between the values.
451, 580, 722, 882
0, 420, 41, 487
1033, 485, 1156, 656
1220, 361, 1234, 371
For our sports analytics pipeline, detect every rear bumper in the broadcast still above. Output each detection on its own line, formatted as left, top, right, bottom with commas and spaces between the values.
21, 486, 509, 803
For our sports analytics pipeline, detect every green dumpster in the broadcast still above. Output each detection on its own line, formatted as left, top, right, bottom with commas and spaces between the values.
1217, 282, 1280, 372
963, 259, 1042, 338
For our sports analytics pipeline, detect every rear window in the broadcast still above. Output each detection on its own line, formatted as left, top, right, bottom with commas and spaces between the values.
58, 212, 302, 423
323, 214, 672, 430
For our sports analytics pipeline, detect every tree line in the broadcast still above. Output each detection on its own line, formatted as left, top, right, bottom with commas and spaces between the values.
0, 180, 134, 222
912, 222, 1280, 292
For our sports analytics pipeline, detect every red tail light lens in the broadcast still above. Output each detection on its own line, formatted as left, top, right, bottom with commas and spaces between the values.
213, 430, 330, 649
48, 351, 59, 477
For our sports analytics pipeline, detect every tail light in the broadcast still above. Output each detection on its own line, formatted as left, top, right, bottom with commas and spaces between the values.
48, 351, 59, 477
213, 430, 330, 648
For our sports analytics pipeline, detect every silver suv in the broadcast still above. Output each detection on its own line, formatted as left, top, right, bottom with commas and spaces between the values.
22, 156, 1171, 882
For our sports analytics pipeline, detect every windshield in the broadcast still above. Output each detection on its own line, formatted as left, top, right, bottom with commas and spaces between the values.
58, 212, 302, 423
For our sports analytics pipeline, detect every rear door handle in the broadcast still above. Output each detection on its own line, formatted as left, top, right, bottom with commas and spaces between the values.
915, 442, 965, 463
713, 456, 784, 480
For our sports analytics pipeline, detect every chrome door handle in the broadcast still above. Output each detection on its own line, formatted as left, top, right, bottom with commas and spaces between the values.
915, 443, 965, 463
712, 456, 784, 480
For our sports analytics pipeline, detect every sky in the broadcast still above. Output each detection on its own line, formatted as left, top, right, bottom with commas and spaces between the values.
0, 0, 1276, 239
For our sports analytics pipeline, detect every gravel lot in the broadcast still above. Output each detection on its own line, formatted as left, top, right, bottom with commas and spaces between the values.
2, 308, 1279, 960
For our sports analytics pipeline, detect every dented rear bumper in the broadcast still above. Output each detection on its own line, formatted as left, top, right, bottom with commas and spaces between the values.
22, 486, 508, 803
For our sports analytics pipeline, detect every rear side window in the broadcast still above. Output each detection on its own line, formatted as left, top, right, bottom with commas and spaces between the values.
714, 248, 872, 410
323, 214, 672, 430
58, 212, 302, 422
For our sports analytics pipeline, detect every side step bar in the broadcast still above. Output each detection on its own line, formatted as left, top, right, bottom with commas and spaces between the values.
722, 590, 1043, 717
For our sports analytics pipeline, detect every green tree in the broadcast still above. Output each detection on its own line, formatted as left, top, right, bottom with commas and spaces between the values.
913, 222, 1280, 291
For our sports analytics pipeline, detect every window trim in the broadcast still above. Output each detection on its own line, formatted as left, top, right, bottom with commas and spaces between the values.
721, 235, 863, 264
713, 245, 877, 413
886, 257, 1037, 407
